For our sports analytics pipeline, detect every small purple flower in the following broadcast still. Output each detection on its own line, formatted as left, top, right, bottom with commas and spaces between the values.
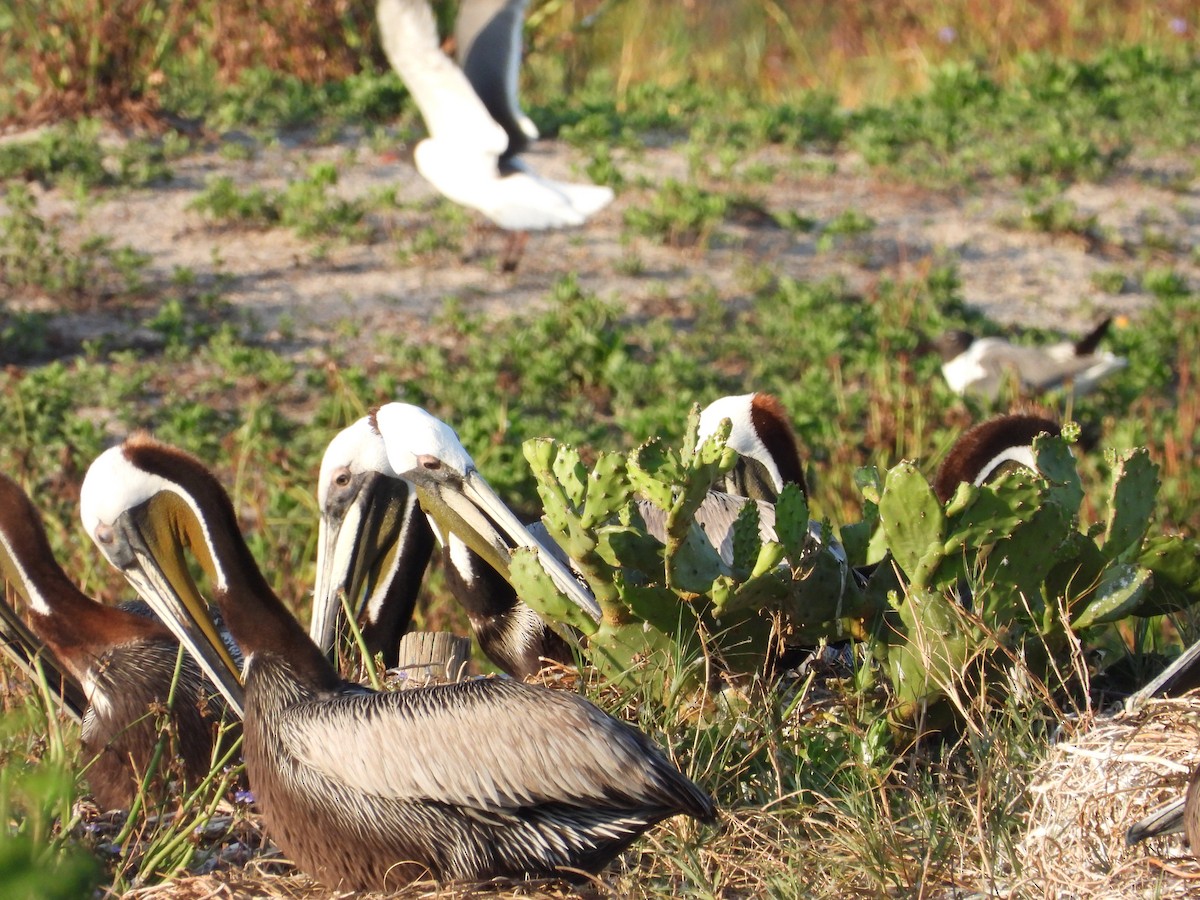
234, 788, 256, 804
937, 26, 957, 44
1169, 17, 1187, 35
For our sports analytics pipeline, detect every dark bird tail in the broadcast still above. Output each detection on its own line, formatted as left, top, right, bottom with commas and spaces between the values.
1074, 317, 1113, 355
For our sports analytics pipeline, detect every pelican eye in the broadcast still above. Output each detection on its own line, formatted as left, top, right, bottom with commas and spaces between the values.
333, 469, 352, 488
94, 523, 115, 545
418, 455, 441, 471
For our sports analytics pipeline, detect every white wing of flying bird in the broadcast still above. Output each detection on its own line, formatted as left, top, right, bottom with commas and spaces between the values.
455, 0, 539, 152
377, 0, 613, 232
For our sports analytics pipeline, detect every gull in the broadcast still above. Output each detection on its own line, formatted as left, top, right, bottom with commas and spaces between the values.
936, 317, 1127, 400
377, 0, 614, 269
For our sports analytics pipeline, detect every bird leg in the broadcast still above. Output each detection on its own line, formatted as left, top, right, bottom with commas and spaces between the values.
500, 230, 529, 273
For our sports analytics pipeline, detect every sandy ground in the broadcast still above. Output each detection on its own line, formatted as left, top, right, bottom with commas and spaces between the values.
5, 129, 1198, 362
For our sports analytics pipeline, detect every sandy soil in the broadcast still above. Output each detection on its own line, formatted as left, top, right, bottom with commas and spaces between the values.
5, 129, 1197, 362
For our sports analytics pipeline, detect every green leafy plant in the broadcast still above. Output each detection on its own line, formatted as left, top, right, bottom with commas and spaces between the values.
188, 163, 367, 239
865, 432, 1200, 729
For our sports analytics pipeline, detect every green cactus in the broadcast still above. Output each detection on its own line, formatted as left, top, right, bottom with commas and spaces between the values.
841, 466, 882, 568
878, 462, 945, 591
729, 499, 764, 577
1041, 531, 1107, 633
773, 484, 811, 563
1070, 563, 1152, 630
1033, 432, 1084, 516
516, 405, 1199, 721
886, 586, 970, 724
1101, 447, 1159, 562
510, 548, 600, 635
1131, 534, 1200, 616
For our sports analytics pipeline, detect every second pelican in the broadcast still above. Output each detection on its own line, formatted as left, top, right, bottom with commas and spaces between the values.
82, 435, 716, 891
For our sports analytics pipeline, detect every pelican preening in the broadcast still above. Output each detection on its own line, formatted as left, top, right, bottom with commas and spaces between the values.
312, 411, 573, 679
932, 413, 1062, 503
0, 473, 231, 811
697, 392, 808, 503
377, 0, 613, 269
313, 395, 815, 681
937, 317, 1127, 399
83, 435, 715, 891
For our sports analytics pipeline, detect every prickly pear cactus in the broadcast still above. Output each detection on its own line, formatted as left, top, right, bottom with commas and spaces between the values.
511, 405, 857, 699
866, 428, 1200, 730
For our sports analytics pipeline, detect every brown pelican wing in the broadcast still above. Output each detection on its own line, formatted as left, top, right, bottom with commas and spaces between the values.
280, 678, 712, 815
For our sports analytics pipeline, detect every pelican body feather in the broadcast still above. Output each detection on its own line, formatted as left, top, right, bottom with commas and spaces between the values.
85, 436, 715, 891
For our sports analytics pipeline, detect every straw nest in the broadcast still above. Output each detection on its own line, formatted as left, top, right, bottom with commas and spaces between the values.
1015, 693, 1200, 899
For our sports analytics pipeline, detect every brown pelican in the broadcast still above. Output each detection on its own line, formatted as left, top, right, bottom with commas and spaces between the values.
82, 435, 716, 892
376, 0, 613, 270
0, 473, 233, 811
312, 415, 573, 679
311, 420, 436, 670
936, 318, 1127, 399
697, 392, 808, 503
0, 591, 86, 724
685, 392, 834, 572
316, 397, 828, 680
932, 413, 1062, 503
1126, 765, 1200, 851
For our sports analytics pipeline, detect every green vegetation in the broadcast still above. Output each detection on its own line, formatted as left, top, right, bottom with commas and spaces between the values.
1, 0, 1199, 896
189, 163, 368, 240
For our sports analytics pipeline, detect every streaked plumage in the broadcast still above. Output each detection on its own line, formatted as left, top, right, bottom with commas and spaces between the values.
932, 413, 1061, 503
377, 0, 613, 236
937, 318, 1127, 399
0, 473, 230, 811
83, 435, 715, 892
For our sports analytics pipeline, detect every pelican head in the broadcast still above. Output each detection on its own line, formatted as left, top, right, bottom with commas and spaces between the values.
933, 414, 1061, 504
370, 403, 601, 623
311, 417, 432, 665
80, 438, 246, 717
697, 392, 806, 502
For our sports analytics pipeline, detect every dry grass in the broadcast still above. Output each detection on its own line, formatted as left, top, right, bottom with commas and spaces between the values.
3, 0, 1196, 125
1018, 695, 1200, 898
535, 0, 1194, 106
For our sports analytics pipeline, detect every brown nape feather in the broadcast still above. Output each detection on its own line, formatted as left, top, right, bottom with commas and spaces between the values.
748, 393, 807, 497
0, 472, 231, 811
120, 436, 339, 691
933, 414, 1061, 503
1073, 316, 1113, 355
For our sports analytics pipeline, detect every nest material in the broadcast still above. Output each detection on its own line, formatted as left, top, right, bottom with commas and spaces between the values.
1015, 695, 1200, 899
